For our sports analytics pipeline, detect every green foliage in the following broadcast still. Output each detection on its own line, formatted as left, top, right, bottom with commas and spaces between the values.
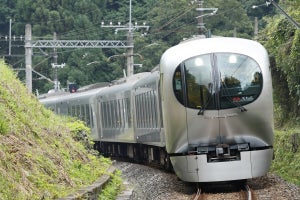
0, 61, 113, 199
0, 107, 9, 135
66, 119, 95, 151
260, 1, 300, 124
271, 129, 300, 186
98, 170, 123, 200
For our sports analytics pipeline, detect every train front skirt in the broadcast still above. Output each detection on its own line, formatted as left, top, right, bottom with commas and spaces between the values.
170, 148, 273, 182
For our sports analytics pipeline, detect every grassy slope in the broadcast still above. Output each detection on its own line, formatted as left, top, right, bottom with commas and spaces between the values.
0, 60, 112, 199
272, 128, 300, 186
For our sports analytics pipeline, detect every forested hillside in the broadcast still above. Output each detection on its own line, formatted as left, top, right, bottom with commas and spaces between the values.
0, 0, 299, 124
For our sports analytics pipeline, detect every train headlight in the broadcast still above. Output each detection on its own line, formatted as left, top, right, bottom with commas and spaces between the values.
194, 57, 204, 66
229, 55, 237, 63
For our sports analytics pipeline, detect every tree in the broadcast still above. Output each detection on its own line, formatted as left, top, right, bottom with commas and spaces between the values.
260, 1, 300, 124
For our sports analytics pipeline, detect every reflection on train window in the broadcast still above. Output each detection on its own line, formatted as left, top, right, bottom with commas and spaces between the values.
185, 54, 213, 109
173, 54, 214, 109
173, 53, 262, 110
217, 53, 262, 109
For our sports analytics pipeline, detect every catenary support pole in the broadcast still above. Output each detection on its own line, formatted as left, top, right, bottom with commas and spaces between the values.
25, 24, 32, 93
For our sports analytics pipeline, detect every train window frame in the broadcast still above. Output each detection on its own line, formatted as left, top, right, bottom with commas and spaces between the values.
89, 105, 94, 128
85, 104, 90, 127
146, 91, 151, 128
172, 53, 263, 110
126, 98, 131, 128
80, 104, 85, 122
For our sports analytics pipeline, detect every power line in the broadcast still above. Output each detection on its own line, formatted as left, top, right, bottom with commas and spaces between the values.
267, 0, 300, 30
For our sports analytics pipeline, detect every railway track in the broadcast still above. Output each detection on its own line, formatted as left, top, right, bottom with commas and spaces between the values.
240, 184, 256, 200
191, 183, 256, 200
191, 188, 203, 200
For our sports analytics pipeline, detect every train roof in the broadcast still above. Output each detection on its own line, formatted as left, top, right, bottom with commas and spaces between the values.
95, 72, 152, 97
160, 37, 268, 69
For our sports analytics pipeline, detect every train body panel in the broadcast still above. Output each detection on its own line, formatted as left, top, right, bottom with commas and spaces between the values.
94, 72, 153, 143
160, 37, 273, 182
132, 70, 165, 147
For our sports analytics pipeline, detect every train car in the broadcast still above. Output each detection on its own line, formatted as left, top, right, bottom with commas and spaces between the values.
39, 36, 273, 183
160, 37, 273, 182
39, 86, 107, 140
93, 71, 169, 166
93, 72, 150, 144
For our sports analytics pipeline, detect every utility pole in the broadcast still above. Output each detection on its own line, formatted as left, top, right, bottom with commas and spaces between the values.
25, 24, 32, 93
195, 0, 218, 37
51, 32, 65, 92
53, 32, 58, 91
101, 0, 149, 77
9, 19, 12, 56
254, 17, 258, 39
51, 63, 65, 91
196, 1, 205, 35
127, 0, 134, 77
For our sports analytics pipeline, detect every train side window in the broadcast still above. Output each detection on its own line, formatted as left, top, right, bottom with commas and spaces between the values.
119, 99, 123, 129
71, 105, 76, 117
140, 94, 144, 128
109, 101, 113, 128
122, 99, 126, 129
116, 99, 121, 129
81, 105, 85, 122
86, 104, 90, 127
76, 105, 80, 118
106, 101, 111, 128
135, 95, 141, 128
173, 67, 184, 104
146, 92, 150, 128
149, 91, 153, 128
112, 100, 116, 128
104, 102, 108, 128
68, 107, 70, 115
100, 102, 107, 128
125, 98, 131, 128
153, 90, 158, 128
89, 105, 94, 128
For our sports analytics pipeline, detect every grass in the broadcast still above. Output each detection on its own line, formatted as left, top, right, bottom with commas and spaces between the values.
271, 127, 300, 186
0, 60, 114, 199
98, 170, 123, 200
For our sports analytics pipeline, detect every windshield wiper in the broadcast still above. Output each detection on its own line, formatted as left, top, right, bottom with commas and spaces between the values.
198, 84, 213, 115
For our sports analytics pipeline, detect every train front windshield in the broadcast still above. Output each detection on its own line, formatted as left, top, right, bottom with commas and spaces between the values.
173, 53, 263, 110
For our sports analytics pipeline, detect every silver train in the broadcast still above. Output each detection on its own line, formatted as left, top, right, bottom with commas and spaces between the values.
39, 37, 274, 182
